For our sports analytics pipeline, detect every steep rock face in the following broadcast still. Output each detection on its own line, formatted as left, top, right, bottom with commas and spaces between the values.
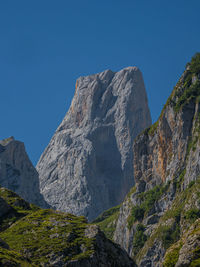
0, 137, 48, 208
37, 67, 151, 220
112, 54, 200, 266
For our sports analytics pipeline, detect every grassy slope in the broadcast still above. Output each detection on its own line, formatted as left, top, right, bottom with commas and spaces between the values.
0, 187, 95, 266
92, 204, 121, 240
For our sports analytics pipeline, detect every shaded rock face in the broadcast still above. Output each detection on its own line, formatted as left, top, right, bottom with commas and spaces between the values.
113, 56, 200, 266
0, 197, 13, 218
0, 237, 9, 249
37, 67, 152, 221
67, 225, 135, 267
0, 137, 48, 208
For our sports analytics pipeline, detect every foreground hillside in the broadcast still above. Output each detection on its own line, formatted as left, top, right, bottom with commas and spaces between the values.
0, 187, 135, 266
95, 53, 200, 266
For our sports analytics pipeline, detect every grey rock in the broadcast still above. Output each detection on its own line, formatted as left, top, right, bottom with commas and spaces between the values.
175, 219, 200, 267
113, 67, 200, 266
0, 137, 48, 208
66, 225, 136, 267
37, 67, 151, 221
140, 239, 165, 267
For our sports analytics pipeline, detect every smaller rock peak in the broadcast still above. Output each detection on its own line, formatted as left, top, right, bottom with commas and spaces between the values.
0, 136, 15, 146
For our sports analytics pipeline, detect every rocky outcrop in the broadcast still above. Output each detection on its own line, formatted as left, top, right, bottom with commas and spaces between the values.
108, 53, 200, 266
36, 67, 151, 221
164, 218, 200, 266
0, 187, 135, 267
0, 137, 48, 208
67, 225, 135, 267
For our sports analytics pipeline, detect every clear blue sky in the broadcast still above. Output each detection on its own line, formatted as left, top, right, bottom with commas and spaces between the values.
0, 1, 200, 165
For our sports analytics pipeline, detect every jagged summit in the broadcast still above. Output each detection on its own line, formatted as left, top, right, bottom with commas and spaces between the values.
37, 66, 152, 221
76, 66, 139, 82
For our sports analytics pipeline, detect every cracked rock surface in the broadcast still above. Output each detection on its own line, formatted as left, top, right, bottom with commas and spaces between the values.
37, 67, 151, 220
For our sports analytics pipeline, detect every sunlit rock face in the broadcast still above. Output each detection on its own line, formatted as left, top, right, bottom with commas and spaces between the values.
36, 67, 151, 221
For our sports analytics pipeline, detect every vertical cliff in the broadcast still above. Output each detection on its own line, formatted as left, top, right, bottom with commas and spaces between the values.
36, 67, 152, 221
0, 137, 48, 208
112, 53, 200, 266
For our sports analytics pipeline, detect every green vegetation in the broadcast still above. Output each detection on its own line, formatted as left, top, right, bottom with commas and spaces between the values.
137, 178, 200, 263
163, 219, 200, 267
159, 53, 200, 118
160, 223, 180, 249
132, 224, 147, 256
189, 52, 200, 74
93, 205, 120, 224
190, 248, 200, 266
174, 53, 200, 112
185, 208, 200, 223
174, 80, 200, 112
174, 169, 186, 191
157, 201, 181, 250
0, 246, 32, 266
163, 244, 182, 267
0, 209, 94, 265
127, 206, 145, 229
125, 186, 136, 201
148, 121, 159, 136
188, 180, 196, 188
191, 259, 200, 267
139, 53, 200, 141
0, 187, 37, 231
138, 183, 170, 212
93, 205, 120, 240
187, 137, 198, 158
0, 187, 32, 212
127, 183, 170, 229
0, 187, 99, 265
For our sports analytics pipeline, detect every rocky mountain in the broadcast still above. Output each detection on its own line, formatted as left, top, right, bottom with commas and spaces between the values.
0, 186, 135, 266
36, 67, 152, 221
0, 136, 48, 208
95, 53, 200, 266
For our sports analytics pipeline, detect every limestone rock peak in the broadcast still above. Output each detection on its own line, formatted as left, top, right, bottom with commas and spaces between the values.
37, 66, 152, 221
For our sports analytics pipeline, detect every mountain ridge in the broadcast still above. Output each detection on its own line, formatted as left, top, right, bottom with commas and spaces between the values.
1, 54, 200, 266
